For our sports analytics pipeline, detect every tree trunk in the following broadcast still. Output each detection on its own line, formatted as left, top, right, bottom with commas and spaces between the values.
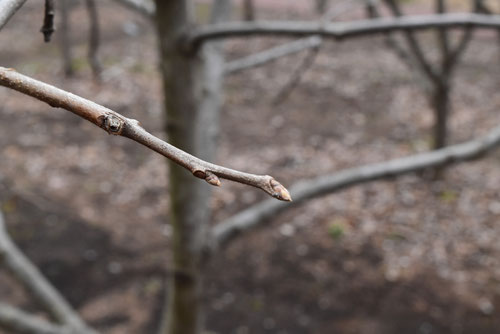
431, 81, 450, 149
154, 1, 228, 333
315, 0, 328, 14
59, 0, 73, 77
243, 0, 255, 21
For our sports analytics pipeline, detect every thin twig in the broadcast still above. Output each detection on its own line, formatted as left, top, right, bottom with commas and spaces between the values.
271, 46, 320, 105
40, 0, 56, 43
0, 211, 97, 333
212, 121, 500, 247
272, 0, 357, 104
0, 0, 28, 30
0, 67, 291, 201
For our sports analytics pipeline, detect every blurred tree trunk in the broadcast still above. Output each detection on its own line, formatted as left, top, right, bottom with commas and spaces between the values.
59, 0, 74, 77
153, 1, 229, 333
431, 80, 450, 149
315, 0, 328, 14
243, 0, 255, 21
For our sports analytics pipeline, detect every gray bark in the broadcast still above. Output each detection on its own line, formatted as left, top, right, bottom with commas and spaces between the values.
0, 0, 27, 30
154, 1, 229, 333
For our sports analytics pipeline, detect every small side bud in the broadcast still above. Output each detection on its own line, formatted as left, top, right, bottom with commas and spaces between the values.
270, 179, 292, 202
205, 172, 221, 186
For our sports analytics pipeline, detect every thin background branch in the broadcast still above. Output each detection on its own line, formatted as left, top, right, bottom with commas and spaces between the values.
0, 211, 97, 333
212, 121, 500, 247
185, 13, 500, 50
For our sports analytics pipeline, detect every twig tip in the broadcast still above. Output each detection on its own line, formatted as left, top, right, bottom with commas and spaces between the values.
270, 179, 292, 202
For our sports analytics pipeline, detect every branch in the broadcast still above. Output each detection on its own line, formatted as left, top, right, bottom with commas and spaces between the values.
0, 67, 291, 201
40, 0, 56, 43
212, 122, 500, 247
111, 0, 155, 18
383, 0, 441, 84
0, 211, 96, 333
185, 13, 500, 51
363, 0, 414, 69
0, 0, 27, 30
225, 35, 322, 74
225, 0, 355, 74
0, 302, 67, 334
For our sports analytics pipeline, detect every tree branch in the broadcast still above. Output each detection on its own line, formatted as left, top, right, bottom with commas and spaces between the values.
40, 0, 56, 43
0, 67, 291, 201
224, 36, 322, 74
111, 0, 155, 18
0, 302, 68, 334
0, 0, 27, 30
363, 0, 414, 70
225, 0, 355, 75
185, 13, 500, 52
212, 122, 500, 247
0, 211, 96, 333
383, 0, 441, 84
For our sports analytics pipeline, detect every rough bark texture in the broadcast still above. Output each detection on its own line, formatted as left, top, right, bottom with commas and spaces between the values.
154, 1, 229, 333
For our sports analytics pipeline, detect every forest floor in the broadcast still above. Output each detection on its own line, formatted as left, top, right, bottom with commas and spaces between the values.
1, 1, 500, 333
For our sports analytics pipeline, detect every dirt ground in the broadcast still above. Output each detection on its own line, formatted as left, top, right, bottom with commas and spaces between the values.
1, 1, 500, 333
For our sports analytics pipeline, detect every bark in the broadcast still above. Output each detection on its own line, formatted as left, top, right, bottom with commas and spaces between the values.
154, 1, 230, 333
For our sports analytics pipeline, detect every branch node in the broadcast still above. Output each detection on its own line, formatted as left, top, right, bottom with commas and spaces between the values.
103, 114, 123, 135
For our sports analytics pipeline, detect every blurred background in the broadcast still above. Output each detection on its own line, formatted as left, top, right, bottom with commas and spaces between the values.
1, 0, 500, 333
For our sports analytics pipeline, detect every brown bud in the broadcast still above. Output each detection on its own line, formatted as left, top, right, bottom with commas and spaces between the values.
205, 172, 221, 187
270, 179, 292, 202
